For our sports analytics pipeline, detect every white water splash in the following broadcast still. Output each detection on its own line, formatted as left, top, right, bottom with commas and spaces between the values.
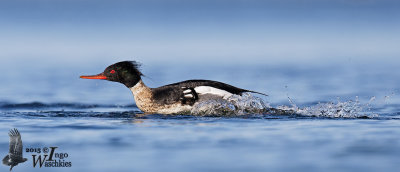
190, 93, 378, 118
277, 96, 378, 118
190, 93, 270, 116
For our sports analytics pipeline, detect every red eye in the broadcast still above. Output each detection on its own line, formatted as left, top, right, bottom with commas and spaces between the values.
110, 70, 116, 74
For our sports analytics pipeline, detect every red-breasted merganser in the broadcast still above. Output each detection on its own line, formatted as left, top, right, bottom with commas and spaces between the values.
80, 61, 267, 114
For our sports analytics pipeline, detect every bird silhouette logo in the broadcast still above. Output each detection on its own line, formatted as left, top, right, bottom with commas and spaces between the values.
2, 129, 27, 171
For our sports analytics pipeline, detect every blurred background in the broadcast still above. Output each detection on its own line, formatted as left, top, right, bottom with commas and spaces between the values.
1, 1, 400, 172
0, 0, 399, 105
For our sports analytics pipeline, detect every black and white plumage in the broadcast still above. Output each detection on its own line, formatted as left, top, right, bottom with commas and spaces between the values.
152, 80, 267, 106
81, 61, 267, 114
2, 128, 27, 171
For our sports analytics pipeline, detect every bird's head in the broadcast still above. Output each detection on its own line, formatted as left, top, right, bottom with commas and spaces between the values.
80, 61, 143, 88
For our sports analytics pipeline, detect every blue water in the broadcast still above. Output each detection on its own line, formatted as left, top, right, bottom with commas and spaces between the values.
1, 61, 400, 172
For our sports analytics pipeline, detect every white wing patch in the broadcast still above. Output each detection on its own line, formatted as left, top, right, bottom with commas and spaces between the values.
194, 86, 233, 99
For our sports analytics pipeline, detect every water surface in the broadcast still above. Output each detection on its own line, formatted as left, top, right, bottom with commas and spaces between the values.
1, 62, 399, 172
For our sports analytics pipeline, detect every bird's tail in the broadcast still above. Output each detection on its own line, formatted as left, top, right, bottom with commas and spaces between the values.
2, 155, 10, 165
246, 90, 268, 96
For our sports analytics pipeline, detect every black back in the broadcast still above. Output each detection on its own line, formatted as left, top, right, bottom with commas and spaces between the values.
152, 80, 252, 105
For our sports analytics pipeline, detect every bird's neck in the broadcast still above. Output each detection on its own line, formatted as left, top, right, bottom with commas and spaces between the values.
129, 80, 151, 96
122, 74, 142, 88
129, 80, 155, 112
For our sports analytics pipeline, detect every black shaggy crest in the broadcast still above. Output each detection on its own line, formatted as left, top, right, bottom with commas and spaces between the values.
103, 61, 144, 88
116, 61, 143, 76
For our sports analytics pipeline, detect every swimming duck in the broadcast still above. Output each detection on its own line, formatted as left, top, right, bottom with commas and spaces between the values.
80, 61, 266, 114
